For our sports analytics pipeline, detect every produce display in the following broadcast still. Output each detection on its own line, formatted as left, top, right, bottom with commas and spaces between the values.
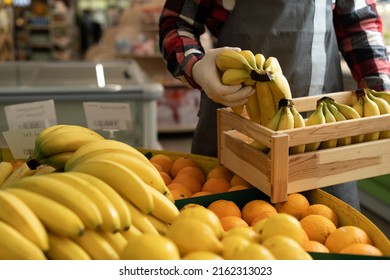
0, 124, 388, 260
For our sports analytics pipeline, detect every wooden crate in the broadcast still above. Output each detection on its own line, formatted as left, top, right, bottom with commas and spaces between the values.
217, 91, 390, 203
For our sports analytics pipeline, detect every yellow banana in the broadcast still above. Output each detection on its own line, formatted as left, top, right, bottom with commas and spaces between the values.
369, 88, 390, 104
276, 100, 294, 131
45, 172, 122, 233
72, 229, 120, 260
366, 89, 390, 139
0, 161, 13, 186
0, 190, 49, 251
0, 220, 46, 260
362, 93, 381, 141
0, 162, 36, 189
64, 139, 152, 172
69, 172, 132, 232
6, 175, 103, 230
256, 80, 276, 126
267, 71, 293, 111
123, 199, 159, 235
69, 152, 169, 196
324, 100, 352, 146
319, 102, 338, 149
46, 233, 91, 260
121, 225, 142, 242
352, 95, 364, 117
99, 231, 128, 256
69, 158, 154, 215
327, 98, 364, 144
148, 184, 180, 224
216, 49, 254, 72
239, 50, 257, 70
221, 68, 252, 85
4, 188, 85, 238
38, 151, 74, 170
33, 124, 67, 148
263, 56, 283, 74
146, 214, 169, 235
255, 53, 266, 70
305, 101, 326, 152
245, 86, 262, 123
289, 104, 306, 154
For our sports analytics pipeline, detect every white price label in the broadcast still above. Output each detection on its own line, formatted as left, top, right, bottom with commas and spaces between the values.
2, 129, 41, 160
83, 102, 133, 131
4, 100, 57, 130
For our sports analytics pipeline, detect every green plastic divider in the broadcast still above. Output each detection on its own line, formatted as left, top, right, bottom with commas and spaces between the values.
358, 176, 390, 206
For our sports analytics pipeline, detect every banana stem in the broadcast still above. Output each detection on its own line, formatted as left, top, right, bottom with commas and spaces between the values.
250, 70, 272, 82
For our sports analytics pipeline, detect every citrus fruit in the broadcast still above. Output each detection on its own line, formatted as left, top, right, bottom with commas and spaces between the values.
231, 243, 275, 260
180, 203, 205, 211
221, 235, 251, 260
339, 243, 383, 256
260, 213, 305, 245
202, 177, 231, 194
166, 217, 223, 256
177, 206, 224, 238
300, 214, 337, 244
169, 189, 188, 200
223, 226, 261, 243
230, 174, 252, 187
168, 183, 193, 198
191, 191, 213, 197
220, 216, 249, 231
150, 154, 173, 174
207, 165, 234, 182
120, 233, 180, 260
262, 235, 312, 260
227, 185, 251, 192
273, 193, 310, 220
241, 199, 277, 225
325, 226, 372, 253
303, 240, 330, 253
182, 251, 224, 260
176, 166, 206, 185
207, 199, 241, 219
301, 204, 339, 227
172, 173, 202, 194
159, 171, 172, 185
170, 157, 201, 178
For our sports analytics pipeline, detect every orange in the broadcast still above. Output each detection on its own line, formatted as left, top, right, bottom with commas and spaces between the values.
176, 166, 206, 185
339, 243, 383, 256
150, 154, 174, 174
220, 216, 249, 231
273, 193, 310, 220
301, 204, 339, 227
241, 199, 277, 225
159, 171, 172, 186
207, 165, 234, 182
170, 157, 201, 178
201, 177, 231, 194
167, 182, 193, 198
303, 240, 330, 253
169, 189, 189, 200
325, 226, 372, 253
191, 191, 213, 197
300, 214, 337, 244
250, 211, 277, 226
172, 173, 202, 194
180, 203, 205, 212
151, 162, 163, 172
230, 174, 252, 187
227, 185, 251, 192
207, 199, 242, 219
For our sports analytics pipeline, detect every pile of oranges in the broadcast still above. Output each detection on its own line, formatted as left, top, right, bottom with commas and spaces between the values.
149, 154, 253, 199
149, 153, 385, 258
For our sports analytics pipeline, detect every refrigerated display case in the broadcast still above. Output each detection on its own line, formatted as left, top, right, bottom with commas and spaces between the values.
0, 60, 163, 156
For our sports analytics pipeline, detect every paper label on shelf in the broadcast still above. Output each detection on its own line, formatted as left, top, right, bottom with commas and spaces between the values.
2, 129, 40, 160
4, 100, 57, 130
83, 102, 133, 131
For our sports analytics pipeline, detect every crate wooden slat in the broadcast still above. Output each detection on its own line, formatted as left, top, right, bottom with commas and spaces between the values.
217, 91, 390, 203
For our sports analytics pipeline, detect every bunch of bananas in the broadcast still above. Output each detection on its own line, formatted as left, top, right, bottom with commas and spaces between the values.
0, 134, 179, 260
249, 98, 306, 155
216, 49, 293, 126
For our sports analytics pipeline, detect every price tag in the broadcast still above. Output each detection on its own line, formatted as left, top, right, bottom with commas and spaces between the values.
2, 129, 40, 160
4, 100, 57, 130
83, 102, 133, 131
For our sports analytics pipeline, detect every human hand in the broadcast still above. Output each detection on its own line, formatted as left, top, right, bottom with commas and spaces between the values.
192, 47, 255, 107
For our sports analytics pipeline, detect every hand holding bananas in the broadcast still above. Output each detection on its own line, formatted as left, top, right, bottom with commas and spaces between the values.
215, 49, 292, 125
192, 47, 255, 107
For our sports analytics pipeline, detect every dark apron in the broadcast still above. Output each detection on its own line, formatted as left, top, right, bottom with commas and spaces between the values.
191, 0, 360, 209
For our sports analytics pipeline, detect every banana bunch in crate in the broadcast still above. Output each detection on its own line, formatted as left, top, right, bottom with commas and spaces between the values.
304, 88, 390, 152
0, 125, 179, 260
216, 49, 293, 126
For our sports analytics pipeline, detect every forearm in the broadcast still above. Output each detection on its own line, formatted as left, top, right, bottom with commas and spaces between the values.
334, 0, 390, 90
